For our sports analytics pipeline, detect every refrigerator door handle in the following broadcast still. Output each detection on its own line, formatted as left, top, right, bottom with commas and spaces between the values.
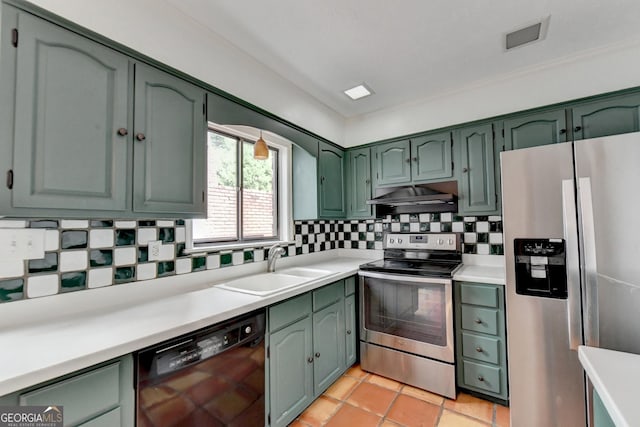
562, 179, 582, 350
578, 177, 599, 347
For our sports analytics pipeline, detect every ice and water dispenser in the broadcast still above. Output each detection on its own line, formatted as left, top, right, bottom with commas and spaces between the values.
514, 238, 567, 299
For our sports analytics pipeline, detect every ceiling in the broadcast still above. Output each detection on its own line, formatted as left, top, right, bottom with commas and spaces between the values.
164, 0, 640, 119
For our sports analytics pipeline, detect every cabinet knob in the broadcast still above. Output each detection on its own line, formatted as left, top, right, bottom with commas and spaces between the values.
307, 357, 314, 364
475, 318, 482, 324
365, 179, 370, 185
117, 128, 128, 136
136, 133, 146, 142
477, 375, 485, 382
412, 157, 417, 162
476, 346, 483, 353
346, 329, 352, 335
320, 176, 325, 184
405, 158, 411, 163
559, 129, 567, 134
463, 167, 469, 173
574, 126, 582, 132
315, 352, 321, 358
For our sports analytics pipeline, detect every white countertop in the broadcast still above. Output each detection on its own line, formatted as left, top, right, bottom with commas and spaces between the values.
0, 249, 505, 396
0, 249, 379, 396
578, 345, 640, 427
453, 254, 505, 285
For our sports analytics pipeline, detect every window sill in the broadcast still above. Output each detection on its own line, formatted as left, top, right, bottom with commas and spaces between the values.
184, 240, 296, 255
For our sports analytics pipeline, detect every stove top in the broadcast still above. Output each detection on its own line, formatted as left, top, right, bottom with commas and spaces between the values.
359, 232, 462, 278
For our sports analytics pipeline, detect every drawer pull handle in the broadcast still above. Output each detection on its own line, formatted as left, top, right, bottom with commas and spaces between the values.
476, 346, 483, 353
477, 375, 485, 382
475, 318, 482, 324
307, 357, 314, 364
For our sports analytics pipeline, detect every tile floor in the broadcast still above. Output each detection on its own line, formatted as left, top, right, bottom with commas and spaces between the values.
290, 365, 510, 427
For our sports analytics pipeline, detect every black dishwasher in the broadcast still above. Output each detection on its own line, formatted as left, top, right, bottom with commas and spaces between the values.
136, 310, 266, 427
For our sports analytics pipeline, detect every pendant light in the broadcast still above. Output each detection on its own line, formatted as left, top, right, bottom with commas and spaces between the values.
254, 130, 269, 160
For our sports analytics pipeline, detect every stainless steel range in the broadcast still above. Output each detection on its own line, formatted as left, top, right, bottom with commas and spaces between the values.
359, 232, 461, 399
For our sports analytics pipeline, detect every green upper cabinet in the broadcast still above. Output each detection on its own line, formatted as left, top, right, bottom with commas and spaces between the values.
503, 109, 568, 150
132, 63, 206, 215
456, 124, 498, 215
571, 92, 640, 140
318, 141, 346, 218
374, 139, 412, 186
346, 147, 372, 218
411, 132, 453, 182
373, 133, 453, 188
11, 12, 130, 212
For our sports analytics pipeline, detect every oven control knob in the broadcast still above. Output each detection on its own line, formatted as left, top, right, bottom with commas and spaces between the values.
398, 238, 403, 243
438, 238, 444, 245
389, 238, 395, 244
244, 326, 252, 334
448, 239, 454, 245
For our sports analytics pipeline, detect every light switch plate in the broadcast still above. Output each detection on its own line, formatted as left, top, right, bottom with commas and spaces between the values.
148, 240, 162, 261
0, 229, 45, 260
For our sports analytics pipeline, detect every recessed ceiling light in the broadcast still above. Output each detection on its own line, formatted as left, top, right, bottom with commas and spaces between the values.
344, 84, 373, 100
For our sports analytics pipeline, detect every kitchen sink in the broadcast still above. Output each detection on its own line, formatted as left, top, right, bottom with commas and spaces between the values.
276, 267, 331, 278
216, 272, 309, 296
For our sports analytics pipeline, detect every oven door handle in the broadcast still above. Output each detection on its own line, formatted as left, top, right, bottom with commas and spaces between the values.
358, 270, 452, 285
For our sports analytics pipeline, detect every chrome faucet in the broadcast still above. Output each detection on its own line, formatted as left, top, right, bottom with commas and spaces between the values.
267, 244, 286, 272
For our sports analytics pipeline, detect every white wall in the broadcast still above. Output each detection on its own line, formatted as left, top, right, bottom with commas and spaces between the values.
24, 0, 346, 144
344, 39, 640, 146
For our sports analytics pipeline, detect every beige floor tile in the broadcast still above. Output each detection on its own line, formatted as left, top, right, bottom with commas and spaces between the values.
386, 394, 440, 427
443, 393, 493, 424
495, 404, 511, 427
400, 384, 445, 406
324, 375, 360, 401
297, 395, 341, 427
437, 410, 491, 427
367, 374, 403, 391
325, 403, 381, 427
345, 364, 369, 380
346, 381, 397, 416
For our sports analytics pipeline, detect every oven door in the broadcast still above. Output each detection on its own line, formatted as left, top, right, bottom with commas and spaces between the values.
359, 270, 454, 363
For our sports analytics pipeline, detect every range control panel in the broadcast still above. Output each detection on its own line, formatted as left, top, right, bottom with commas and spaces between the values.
385, 233, 460, 251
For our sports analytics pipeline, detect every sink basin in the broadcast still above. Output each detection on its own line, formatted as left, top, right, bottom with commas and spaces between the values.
276, 267, 332, 278
216, 272, 308, 296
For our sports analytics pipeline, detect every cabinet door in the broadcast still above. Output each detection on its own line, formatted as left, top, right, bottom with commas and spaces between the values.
312, 301, 346, 396
318, 142, 346, 218
347, 147, 372, 218
269, 316, 313, 427
374, 140, 411, 186
12, 13, 129, 211
572, 92, 640, 140
344, 294, 357, 367
411, 132, 453, 182
133, 63, 206, 216
503, 110, 568, 150
457, 124, 497, 215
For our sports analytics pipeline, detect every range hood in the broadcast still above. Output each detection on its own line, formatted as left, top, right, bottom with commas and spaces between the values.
367, 182, 458, 216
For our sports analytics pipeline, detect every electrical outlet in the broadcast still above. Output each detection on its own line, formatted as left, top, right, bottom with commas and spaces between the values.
148, 240, 162, 261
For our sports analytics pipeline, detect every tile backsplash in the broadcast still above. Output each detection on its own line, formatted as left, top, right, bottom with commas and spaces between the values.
0, 213, 502, 303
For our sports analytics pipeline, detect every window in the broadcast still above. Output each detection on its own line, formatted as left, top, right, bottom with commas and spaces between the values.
190, 126, 292, 249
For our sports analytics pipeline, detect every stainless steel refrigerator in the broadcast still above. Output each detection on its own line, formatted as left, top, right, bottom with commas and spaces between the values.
501, 131, 640, 427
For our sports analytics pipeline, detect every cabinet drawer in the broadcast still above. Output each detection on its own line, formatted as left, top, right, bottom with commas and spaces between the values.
269, 292, 312, 332
79, 407, 121, 427
313, 281, 344, 311
461, 332, 500, 365
461, 306, 499, 335
345, 276, 356, 296
20, 362, 121, 426
462, 360, 502, 394
460, 283, 499, 307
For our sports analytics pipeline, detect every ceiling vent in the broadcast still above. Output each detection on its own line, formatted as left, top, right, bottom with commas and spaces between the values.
505, 17, 550, 50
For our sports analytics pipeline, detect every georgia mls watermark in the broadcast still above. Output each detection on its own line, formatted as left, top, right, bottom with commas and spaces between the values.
0, 406, 63, 427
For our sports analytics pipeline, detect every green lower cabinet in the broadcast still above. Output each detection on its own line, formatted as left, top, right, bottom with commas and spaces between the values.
268, 277, 356, 426
269, 315, 314, 427
0, 356, 134, 427
455, 281, 508, 403
593, 389, 616, 427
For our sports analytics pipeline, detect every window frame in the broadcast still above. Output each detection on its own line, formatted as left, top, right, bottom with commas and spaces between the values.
186, 124, 294, 252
